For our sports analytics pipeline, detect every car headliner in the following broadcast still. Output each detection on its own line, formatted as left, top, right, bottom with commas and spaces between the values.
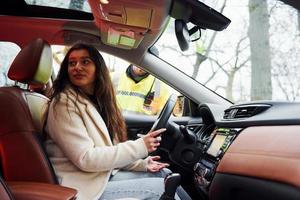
0, 0, 298, 106
1, 0, 298, 49
0, 0, 169, 62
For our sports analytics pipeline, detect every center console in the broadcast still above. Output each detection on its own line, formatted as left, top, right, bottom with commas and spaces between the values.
194, 127, 241, 193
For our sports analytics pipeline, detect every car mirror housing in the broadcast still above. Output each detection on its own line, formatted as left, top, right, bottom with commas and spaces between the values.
175, 20, 190, 51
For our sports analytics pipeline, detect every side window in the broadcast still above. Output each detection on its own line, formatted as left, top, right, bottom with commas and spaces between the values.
0, 42, 20, 87
51, 45, 183, 116
110, 62, 179, 116
52, 45, 68, 76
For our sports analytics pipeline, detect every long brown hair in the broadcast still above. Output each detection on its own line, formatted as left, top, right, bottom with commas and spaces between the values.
50, 43, 127, 142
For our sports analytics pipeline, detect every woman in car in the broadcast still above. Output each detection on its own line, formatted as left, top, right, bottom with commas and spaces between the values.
45, 43, 179, 200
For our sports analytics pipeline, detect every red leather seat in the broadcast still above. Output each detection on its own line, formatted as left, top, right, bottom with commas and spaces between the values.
0, 38, 56, 183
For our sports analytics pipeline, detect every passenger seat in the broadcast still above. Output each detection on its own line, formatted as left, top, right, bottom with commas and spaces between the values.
0, 38, 56, 183
0, 38, 77, 199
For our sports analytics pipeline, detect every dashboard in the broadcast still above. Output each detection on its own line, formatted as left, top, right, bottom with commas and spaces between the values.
188, 101, 300, 199
125, 99, 300, 199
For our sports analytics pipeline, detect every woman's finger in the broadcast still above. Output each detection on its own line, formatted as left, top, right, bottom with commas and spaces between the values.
149, 168, 159, 172
150, 128, 166, 137
153, 142, 160, 147
156, 162, 170, 167
151, 156, 161, 161
161, 163, 170, 168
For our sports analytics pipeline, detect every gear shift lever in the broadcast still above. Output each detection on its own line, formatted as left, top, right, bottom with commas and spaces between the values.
159, 173, 181, 200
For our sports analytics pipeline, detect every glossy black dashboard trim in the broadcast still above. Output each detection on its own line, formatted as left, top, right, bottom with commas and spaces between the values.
201, 101, 300, 128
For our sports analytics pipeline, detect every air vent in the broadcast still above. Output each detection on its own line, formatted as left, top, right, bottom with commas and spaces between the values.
223, 104, 271, 119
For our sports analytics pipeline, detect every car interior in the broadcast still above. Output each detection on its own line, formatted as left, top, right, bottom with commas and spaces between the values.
0, 0, 300, 200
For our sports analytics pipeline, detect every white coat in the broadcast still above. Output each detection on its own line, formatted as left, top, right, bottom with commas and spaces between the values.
45, 87, 148, 200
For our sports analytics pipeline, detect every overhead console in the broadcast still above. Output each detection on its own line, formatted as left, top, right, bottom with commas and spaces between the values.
88, 0, 171, 49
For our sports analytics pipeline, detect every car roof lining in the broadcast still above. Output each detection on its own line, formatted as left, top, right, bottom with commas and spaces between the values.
0, 0, 170, 64
0, 0, 299, 100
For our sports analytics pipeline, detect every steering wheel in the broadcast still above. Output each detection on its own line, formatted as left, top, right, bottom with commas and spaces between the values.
150, 94, 177, 158
151, 94, 177, 131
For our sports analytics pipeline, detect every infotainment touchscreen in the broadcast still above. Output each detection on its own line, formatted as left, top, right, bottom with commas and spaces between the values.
206, 135, 227, 157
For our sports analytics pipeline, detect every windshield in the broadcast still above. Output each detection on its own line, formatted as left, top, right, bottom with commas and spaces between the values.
156, 0, 300, 103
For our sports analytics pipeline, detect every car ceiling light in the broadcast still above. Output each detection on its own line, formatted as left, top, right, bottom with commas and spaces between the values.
99, 0, 109, 4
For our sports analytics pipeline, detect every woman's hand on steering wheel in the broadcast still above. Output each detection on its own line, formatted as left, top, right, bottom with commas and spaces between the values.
142, 128, 166, 153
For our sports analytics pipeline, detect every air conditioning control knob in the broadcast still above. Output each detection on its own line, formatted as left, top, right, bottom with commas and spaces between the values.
194, 163, 213, 180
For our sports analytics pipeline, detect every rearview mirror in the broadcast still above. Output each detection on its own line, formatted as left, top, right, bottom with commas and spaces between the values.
175, 20, 190, 51
175, 20, 202, 51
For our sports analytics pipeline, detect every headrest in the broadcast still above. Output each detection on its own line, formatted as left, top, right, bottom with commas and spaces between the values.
8, 38, 53, 85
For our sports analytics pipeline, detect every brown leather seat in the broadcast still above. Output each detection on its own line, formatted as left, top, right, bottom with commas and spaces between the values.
7, 181, 77, 200
0, 38, 57, 183
0, 177, 78, 200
